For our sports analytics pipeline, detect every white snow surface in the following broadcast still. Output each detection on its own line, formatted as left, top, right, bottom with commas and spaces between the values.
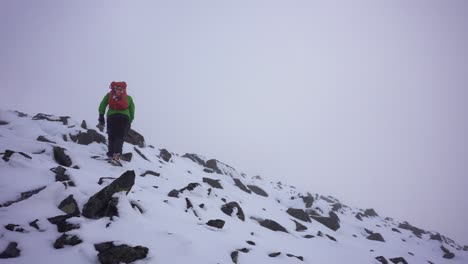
0, 109, 467, 264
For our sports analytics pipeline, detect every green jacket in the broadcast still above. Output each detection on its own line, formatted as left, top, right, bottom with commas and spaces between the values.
99, 93, 135, 122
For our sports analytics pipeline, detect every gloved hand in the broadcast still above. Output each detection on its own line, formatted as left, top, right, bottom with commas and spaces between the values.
98, 114, 105, 125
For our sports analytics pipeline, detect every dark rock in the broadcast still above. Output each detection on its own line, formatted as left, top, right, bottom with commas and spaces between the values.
231, 251, 238, 264
53, 234, 83, 249
180, 182, 200, 193
121, 152, 133, 162
125, 129, 145, 148
185, 198, 193, 210
168, 189, 179, 198
1, 186, 46, 207
203, 177, 223, 189
206, 159, 223, 174
63, 134, 68, 141
269, 252, 281, 257
182, 153, 206, 166
159, 149, 172, 162
301, 193, 314, 208
199, 204, 205, 208
94, 242, 149, 264
82, 170, 135, 219
256, 218, 288, 233
206, 219, 225, 229
81, 120, 87, 129
356, 213, 364, 221
247, 185, 268, 197
0, 242, 20, 259
408, 252, 414, 256
0, 120, 8, 125
140, 170, 160, 177
29, 219, 40, 230
367, 233, 385, 242
332, 203, 343, 212
4, 224, 26, 233
391, 228, 401, 233
134, 147, 150, 161
204, 168, 214, 173
310, 211, 341, 231
303, 235, 314, 239
221, 202, 245, 221
58, 195, 80, 216
246, 241, 255, 245
15, 111, 28, 117
398, 221, 426, 238
37, 136, 56, 144
287, 208, 311, 222
2, 150, 14, 161
233, 178, 251, 194
47, 214, 80, 233
53, 147, 73, 167
389, 257, 408, 264
441, 246, 455, 259
375, 256, 388, 264
463, 245, 468, 251
33, 113, 70, 125
326, 234, 337, 241
364, 208, 379, 217
238, 248, 249, 253
130, 201, 144, 213
98, 177, 116, 185
430, 233, 443, 242
286, 254, 304, 261
18, 152, 32, 159
51, 166, 71, 182
292, 220, 308, 232
70, 129, 106, 145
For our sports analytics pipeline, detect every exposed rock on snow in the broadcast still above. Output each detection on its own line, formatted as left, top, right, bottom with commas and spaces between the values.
159, 148, 172, 162
286, 208, 311, 223
203, 177, 223, 189
125, 128, 145, 148
0, 242, 20, 259
221, 202, 245, 221
70, 129, 106, 145
247, 184, 268, 197
94, 242, 149, 264
53, 146, 73, 167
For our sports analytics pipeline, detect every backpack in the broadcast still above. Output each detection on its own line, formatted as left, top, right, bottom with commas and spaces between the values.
108, 81, 129, 110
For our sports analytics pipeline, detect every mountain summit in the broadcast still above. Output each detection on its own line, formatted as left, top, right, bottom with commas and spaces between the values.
0, 109, 466, 264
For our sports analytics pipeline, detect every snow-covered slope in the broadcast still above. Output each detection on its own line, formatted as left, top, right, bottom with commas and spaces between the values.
0, 109, 466, 264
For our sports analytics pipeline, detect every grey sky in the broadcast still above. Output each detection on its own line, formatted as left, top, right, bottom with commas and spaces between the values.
1, 1, 467, 244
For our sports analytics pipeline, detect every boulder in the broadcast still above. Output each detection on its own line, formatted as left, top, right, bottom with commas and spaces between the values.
70, 129, 106, 145
367, 233, 385, 242
441, 246, 455, 259
134, 147, 150, 161
247, 185, 268, 197
310, 211, 340, 231
256, 218, 288, 233
81, 120, 87, 129
53, 147, 73, 167
4, 224, 26, 233
231, 251, 238, 264
301, 193, 314, 208
125, 128, 145, 148
375, 256, 388, 264
203, 177, 223, 189
364, 208, 379, 217
287, 208, 311, 222
53, 234, 83, 249
36, 136, 56, 144
58, 195, 80, 216
389, 257, 408, 264
82, 170, 135, 219
47, 215, 80, 233
233, 178, 251, 194
94, 242, 149, 264
398, 221, 426, 238
159, 149, 172, 162
206, 219, 225, 229
50, 166, 71, 182
182, 153, 206, 166
292, 220, 307, 232
0, 242, 20, 259
221, 202, 245, 221
269, 252, 281, 257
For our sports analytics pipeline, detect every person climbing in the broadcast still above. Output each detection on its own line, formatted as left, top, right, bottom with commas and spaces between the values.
98, 81, 135, 165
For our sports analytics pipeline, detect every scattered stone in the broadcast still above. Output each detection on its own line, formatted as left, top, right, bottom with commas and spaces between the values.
205, 159, 223, 174
247, 185, 268, 197
179, 183, 200, 193
326, 234, 337, 241
441, 245, 455, 259
375, 256, 388, 264
81, 120, 87, 129
82, 170, 135, 219
94, 242, 149, 264
199, 204, 205, 208
47, 214, 80, 233
130, 201, 144, 214
36, 136, 56, 144
134, 147, 150, 161
33, 113, 70, 125
233, 178, 251, 194
429, 233, 443, 242
182, 153, 206, 166
367, 233, 385, 242
391, 228, 401, 233
310, 211, 341, 231
4, 224, 26, 233
58, 195, 80, 216
287, 208, 311, 222
120, 152, 133, 162
301, 193, 314, 208
254, 218, 288, 233
1, 186, 46, 207
206, 219, 225, 229
159, 149, 172, 162
53, 234, 83, 249
364, 208, 379, 217
203, 177, 223, 189
286, 253, 304, 261
70, 129, 106, 145
398, 221, 426, 238
124, 128, 145, 148
238, 248, 249, 253
269, 252, 281, 257
246, 241, 255, 245
29, 219, 40, 230
231, 251, 238, 264
303, 235, 314, 239
332, 203, 343, 212
389, 257, 408, 264
53, 146, 73, 167
292, 220, 308, 232
140, 170, 160, 177
168, 189, 179, 198
0, 120, 8, 125
185, 198, 193, 210
221, 202, 245, 221
51, 166, 71, 182
0, 242, 20, 259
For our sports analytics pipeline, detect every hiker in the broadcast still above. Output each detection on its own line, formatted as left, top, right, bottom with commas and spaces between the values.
98, 81, 135, 163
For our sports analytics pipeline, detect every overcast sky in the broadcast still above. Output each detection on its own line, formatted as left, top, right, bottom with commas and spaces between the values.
1, 0, 467, 244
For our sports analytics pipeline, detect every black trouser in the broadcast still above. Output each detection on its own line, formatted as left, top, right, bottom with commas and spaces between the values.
106, 114, 130, 157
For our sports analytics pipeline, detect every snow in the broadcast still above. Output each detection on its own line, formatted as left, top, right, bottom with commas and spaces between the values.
0, 109, 467, 264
